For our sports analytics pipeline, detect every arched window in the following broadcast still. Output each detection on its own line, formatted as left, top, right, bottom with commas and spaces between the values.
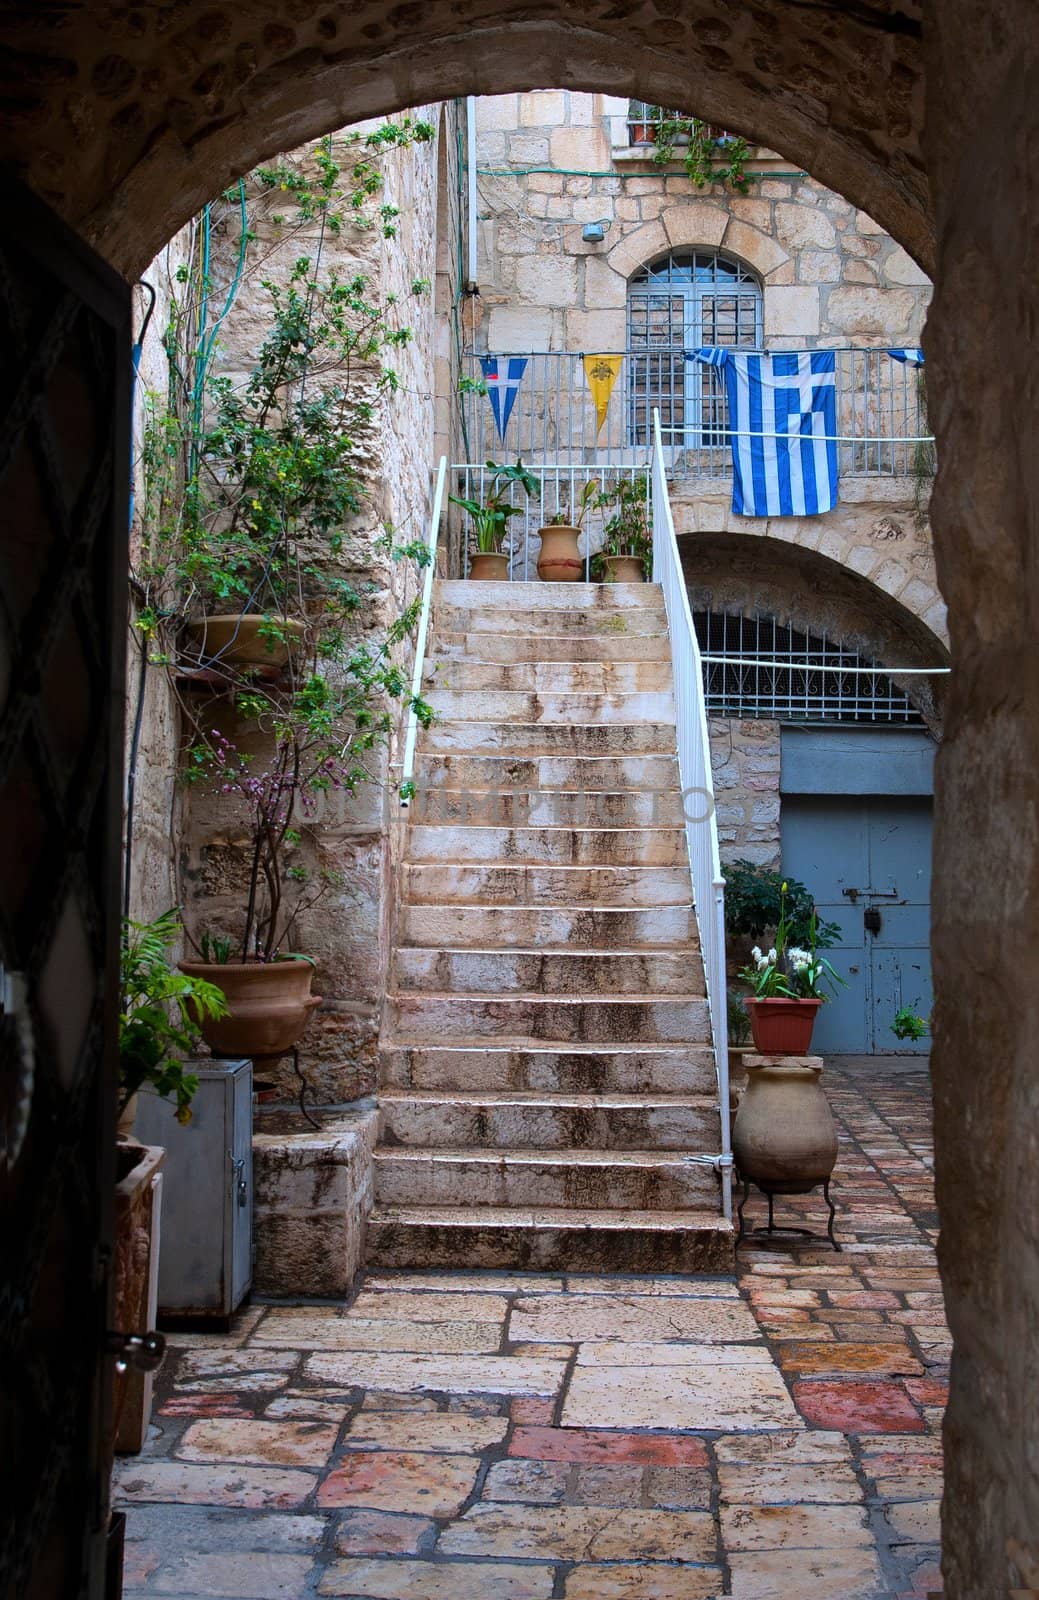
628, 249, 762, 447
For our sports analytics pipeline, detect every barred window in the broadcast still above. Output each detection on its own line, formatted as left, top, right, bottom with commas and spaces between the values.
628, 250, 761, 447
693, 609, 923, 725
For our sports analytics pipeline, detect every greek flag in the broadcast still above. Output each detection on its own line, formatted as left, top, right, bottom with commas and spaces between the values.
887, 347, 925, 366
480, 355, 528, 442
693, 348, 839, 517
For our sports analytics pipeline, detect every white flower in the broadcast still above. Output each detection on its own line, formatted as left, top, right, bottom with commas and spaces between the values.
751, 946, 762, 963
788, 946, 811, 973
767, 947, 777, 964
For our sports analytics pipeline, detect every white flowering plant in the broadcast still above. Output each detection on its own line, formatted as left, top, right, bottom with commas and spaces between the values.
737, 882, 845, 1002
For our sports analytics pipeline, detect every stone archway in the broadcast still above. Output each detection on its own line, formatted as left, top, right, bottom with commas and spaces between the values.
2, 2, 1038, 1592
1, 1, 931, 279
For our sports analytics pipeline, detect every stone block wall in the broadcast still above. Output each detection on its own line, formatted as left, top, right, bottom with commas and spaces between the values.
473, 93, 931, 358
709, 718, 782, 867
252, 1107, 379, 1296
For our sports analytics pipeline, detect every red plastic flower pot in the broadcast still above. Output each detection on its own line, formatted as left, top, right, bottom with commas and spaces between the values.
745, 996, 822, 1054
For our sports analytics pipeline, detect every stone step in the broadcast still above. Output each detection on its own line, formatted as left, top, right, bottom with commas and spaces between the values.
425, 659, 675, 694
378, 1089, 720, 1151
434, 631, 671, 664
365, 1205, 734, 1272
422, 721, 678, 757
405, 824, 687, 867
411, 787, 684, 828
401, 903, 697, 950
374, 1147, 720, 1209
426, 689, 676, 725
387, 993, 712, 1043
437, 579, 663, 611
436, 605, 668, 638
379, 1042, 718, 1095
414, 753, 680, 793
401, 863, 694, 907
394, 946, 701, 997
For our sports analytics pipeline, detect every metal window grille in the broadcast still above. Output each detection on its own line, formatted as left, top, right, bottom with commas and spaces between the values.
693, 609, 924, 724
626, 103, 734, 147
627, 250, 762, 450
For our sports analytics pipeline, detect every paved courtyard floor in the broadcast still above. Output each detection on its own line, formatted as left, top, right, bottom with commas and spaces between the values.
115, 1059, 946, 1599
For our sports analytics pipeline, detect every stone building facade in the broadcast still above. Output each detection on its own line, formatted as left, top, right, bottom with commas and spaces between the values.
465, 91, 946, 868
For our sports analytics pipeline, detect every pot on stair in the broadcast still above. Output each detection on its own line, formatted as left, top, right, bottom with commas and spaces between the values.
536, 523, 583, 583
601, 554, 645, 584
732, 1054, 837, 1190
178, 957, 321, 1061
469, 552, 510, 581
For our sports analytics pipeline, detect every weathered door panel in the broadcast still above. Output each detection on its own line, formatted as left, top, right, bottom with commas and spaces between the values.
781, 793, 933, 1055
0, 181, 130, 1600
781, 795, 870, 1053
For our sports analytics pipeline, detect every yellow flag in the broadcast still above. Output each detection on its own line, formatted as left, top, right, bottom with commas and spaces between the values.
582, 354, 623, 435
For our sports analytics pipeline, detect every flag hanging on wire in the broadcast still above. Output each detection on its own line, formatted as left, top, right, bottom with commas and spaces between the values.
479, 355, 528, 442
887, 347, 925, 366
582, 354, 623, 435
692, 347, 839, 517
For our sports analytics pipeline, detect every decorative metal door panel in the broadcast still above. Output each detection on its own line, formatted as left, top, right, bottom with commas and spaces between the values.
0, 181, 130, 1599
782, 795, 933, 1053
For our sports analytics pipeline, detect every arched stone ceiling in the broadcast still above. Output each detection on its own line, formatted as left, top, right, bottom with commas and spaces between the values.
0, 0, 928, 280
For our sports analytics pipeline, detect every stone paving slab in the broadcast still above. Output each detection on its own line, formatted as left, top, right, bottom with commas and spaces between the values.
116, 1061, 947, 1598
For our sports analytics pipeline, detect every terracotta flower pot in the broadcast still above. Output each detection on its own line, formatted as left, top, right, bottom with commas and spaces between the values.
185, 613, 305, 669
537, 524, 583, 582
732, 1055, 838, 1190
469, 551, 510, 581
179, 958, 321, 1062
745, 995, 822, 1054
602, 555, 645, 584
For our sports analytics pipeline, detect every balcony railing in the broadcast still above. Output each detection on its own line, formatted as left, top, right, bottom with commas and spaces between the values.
459, 348, 933, 482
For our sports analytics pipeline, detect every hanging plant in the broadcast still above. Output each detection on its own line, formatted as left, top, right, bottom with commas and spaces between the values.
652, 115, 751, 195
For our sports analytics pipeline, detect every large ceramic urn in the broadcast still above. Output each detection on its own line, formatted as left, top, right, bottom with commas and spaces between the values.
732, 1054, 837, 1192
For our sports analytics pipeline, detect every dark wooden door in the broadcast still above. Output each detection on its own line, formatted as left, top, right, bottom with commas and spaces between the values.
0, 182, 130, 1599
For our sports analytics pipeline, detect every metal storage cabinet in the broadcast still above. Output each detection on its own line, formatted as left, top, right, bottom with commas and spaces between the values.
135, 1058, 252, 1322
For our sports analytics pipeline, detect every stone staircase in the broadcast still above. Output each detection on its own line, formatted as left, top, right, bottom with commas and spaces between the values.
369, 579, 733, 1272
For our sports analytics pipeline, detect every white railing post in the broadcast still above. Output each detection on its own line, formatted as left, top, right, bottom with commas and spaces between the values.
400, 456, 447, 808
650, 410, 733, 1222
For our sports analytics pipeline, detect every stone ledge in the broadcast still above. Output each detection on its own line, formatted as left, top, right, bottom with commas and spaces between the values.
253, 1105, 378, 1297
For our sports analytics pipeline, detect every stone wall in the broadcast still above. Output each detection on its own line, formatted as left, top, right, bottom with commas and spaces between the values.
474, 92, 930, 356
126, 112, 450, 1109
709, 719, 782, 867
124, 248, 193, 929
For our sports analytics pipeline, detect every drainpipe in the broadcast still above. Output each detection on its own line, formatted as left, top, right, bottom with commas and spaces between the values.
465, 96, 478, 293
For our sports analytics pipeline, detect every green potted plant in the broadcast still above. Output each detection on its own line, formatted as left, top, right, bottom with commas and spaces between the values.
119, 908, 228, 1131
451, 458, 540, 580
536, 478, 599, 583
628, 101, 660, 145
737, 881, 845, 1053
596, 475, 651, 582
652, 114, 751, 194
891, 1005, 930, 1042
134, 142, 435, 1062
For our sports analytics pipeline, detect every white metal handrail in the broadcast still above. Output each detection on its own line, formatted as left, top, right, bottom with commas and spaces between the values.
650, 409, 733, 1221
400, 456, 447, 809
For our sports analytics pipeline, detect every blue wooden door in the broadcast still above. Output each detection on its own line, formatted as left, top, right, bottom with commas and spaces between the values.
781, 796, 933, 1053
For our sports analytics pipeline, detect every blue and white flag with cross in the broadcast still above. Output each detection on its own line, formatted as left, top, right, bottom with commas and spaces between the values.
479, 355, 528, 442
692, 347, 840, 517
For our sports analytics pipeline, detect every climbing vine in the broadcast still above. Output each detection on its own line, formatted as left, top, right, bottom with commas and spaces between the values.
651, 114, 751, 195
